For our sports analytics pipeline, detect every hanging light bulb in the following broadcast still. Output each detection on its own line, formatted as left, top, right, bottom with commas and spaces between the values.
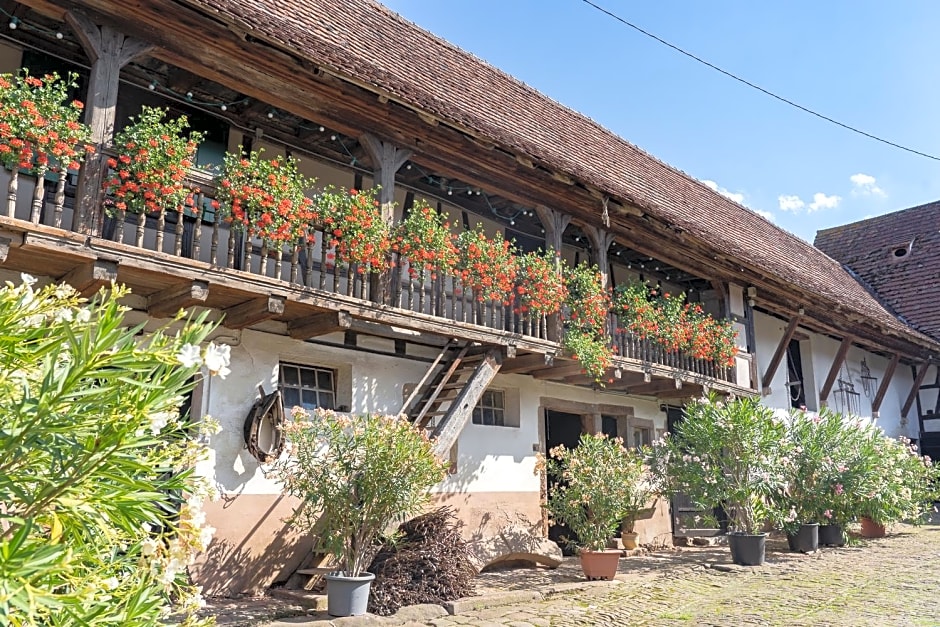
220, 104, 228, 112
318, 126, 325, 132
330, 134, 337, 141
148, 81, 157, 91
55, 31, 64, 39
185, 91, 194, 100
8, 18, 18, 29
267, 111, 275, 119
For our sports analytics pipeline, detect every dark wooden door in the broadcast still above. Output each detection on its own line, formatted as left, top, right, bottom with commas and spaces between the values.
666, 406, 725, 537
544, 410, 584, 552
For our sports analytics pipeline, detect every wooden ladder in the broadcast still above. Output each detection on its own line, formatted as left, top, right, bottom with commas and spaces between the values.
400, 341, 504, 457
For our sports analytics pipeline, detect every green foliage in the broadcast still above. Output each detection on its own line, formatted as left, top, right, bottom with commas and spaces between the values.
0, 70, 91, 173
269, 408, 448, 577
562, 262, 612, 382
770, 408, 860, 531
391, 200, 458, 278
543, 433, 652, 550
613, 281, 737, 366
317, 185, 390, 269
219, 148, 318, 243
0, 276, 224, 626
854, 430, 940, 526
648, 394, 785, 534
104, 106, 204, 214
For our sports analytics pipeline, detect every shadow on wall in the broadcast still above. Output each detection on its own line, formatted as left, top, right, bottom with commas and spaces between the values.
194, 493, 314, 597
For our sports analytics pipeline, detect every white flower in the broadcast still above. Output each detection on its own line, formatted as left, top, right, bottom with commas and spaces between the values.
177, 344, 202, 368
53, 308, 73, 323
148, 410, 175, 436
76, 308, 91, 323
141, 537, 159, 557
204, 342, 231, 378
102, 576, 120, 590
20, 273, 36, 286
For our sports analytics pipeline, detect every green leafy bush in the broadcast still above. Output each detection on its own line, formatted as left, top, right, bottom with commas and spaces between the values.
0, 276, 225, 626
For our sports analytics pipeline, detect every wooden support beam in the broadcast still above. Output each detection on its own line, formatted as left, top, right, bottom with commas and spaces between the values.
288, 310, 352, 340
534, 205, 571, 255
147, 280, 209, 317
582, 224, 615, 288
819, 335, 855, 405
359, 133, 412, 222
761, 313, 803, 395
60, 259, 118, 298
66, 11, 153, 235
901, 362, 931, 420
871, 353, 900, 417
222, 295, 286, 329
502, 352, 555, 374
532, 362, 589, 380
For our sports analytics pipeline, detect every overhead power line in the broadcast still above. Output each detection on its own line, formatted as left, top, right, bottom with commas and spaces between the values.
580, 0, 940, 163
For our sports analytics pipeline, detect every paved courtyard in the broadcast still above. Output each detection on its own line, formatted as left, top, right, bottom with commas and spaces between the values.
208, 519, 940, 626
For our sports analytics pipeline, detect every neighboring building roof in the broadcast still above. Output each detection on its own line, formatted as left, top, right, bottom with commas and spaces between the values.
192, 0, 937, 350
815, 201, 940, 341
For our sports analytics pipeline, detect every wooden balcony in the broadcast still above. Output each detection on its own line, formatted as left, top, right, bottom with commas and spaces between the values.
0, 168, 754, 397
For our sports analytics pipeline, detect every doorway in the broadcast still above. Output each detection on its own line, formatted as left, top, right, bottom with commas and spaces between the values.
544, 409, 584, 550
665, 405, 726, 537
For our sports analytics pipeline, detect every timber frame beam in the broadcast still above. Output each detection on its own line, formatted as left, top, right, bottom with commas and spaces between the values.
761, 311, 803, 395
871, 354, 899, 417
901, 362, 932, 420
819, 335, 855, 406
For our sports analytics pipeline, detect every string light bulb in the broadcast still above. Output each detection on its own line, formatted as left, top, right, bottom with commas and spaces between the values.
318, 126, 325, 132
220, 104, 227, 112
148, 81, 156, 90
266, 111, 275, 119
8, 17, 18, 29
330, 134, 337, 141
55, 31, 63, 39
185, 91, 194, 100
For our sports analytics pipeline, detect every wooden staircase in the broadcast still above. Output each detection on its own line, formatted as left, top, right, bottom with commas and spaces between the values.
400, 341, 505, 456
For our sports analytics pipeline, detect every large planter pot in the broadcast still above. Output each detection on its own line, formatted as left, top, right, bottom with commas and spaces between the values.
860, 517, 886, 539
727, 532, 767, 566
324, 572, 376, 617
621, 531, 639, 550
818, 523, 845, 547
786, 523, 819, 553
579, 549, 621, 580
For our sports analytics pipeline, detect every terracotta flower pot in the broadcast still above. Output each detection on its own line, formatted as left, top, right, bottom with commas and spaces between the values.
579, 549, 621, 580
860, 517, 886, 538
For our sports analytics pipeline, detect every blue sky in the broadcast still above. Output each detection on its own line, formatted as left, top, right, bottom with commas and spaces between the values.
379, 0, 940, 242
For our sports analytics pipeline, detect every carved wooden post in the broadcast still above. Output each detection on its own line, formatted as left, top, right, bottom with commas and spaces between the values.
582, 225, 615, 289
67, 12, 152, 235
535, 206, 571, 342
359, 133, 412, 304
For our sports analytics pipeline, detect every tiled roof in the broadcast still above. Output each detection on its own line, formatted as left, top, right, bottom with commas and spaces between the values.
196, 0, 937, 350
815, 201, 940, 341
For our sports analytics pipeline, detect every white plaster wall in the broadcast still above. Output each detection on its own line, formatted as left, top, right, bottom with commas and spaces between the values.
194, 328, 429, 496
754, 310, 918, 439
438, 372, 664, 496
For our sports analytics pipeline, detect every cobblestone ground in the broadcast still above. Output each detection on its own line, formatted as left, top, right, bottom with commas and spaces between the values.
422, 524, 940, 627
213, 521, 940, 626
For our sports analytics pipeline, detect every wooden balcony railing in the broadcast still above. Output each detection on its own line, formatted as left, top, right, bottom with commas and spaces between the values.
3, 166, 742, 387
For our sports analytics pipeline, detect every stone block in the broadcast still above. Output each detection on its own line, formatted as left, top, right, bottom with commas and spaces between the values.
466, 525, 563, 573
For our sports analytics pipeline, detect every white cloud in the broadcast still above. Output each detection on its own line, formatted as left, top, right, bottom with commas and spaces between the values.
755, 209, 775, 222
849, 173, 886, 197
778, 194, 805, 212
701, 179, 745, 205
808, 192, 842, 212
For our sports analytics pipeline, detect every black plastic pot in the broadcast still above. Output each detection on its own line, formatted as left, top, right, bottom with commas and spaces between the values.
818, 523, 845, 547
786, 523, 819, 553
728, 532, 767, 566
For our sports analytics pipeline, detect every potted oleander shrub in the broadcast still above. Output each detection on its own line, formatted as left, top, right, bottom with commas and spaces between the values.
543, 433, 647, 580
854, 427, 940, 537
649, 394, 785, 565
619, 449, 658, 550
269, 408, 447, 617
771, 408, 857, 552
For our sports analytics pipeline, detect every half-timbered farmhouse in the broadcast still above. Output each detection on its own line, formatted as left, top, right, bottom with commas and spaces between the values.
2, 0, 938, 596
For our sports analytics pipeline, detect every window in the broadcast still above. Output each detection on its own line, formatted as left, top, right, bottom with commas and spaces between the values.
472, 389, 505, 426
633, 425, 652, 449
279, 363, 335, 410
